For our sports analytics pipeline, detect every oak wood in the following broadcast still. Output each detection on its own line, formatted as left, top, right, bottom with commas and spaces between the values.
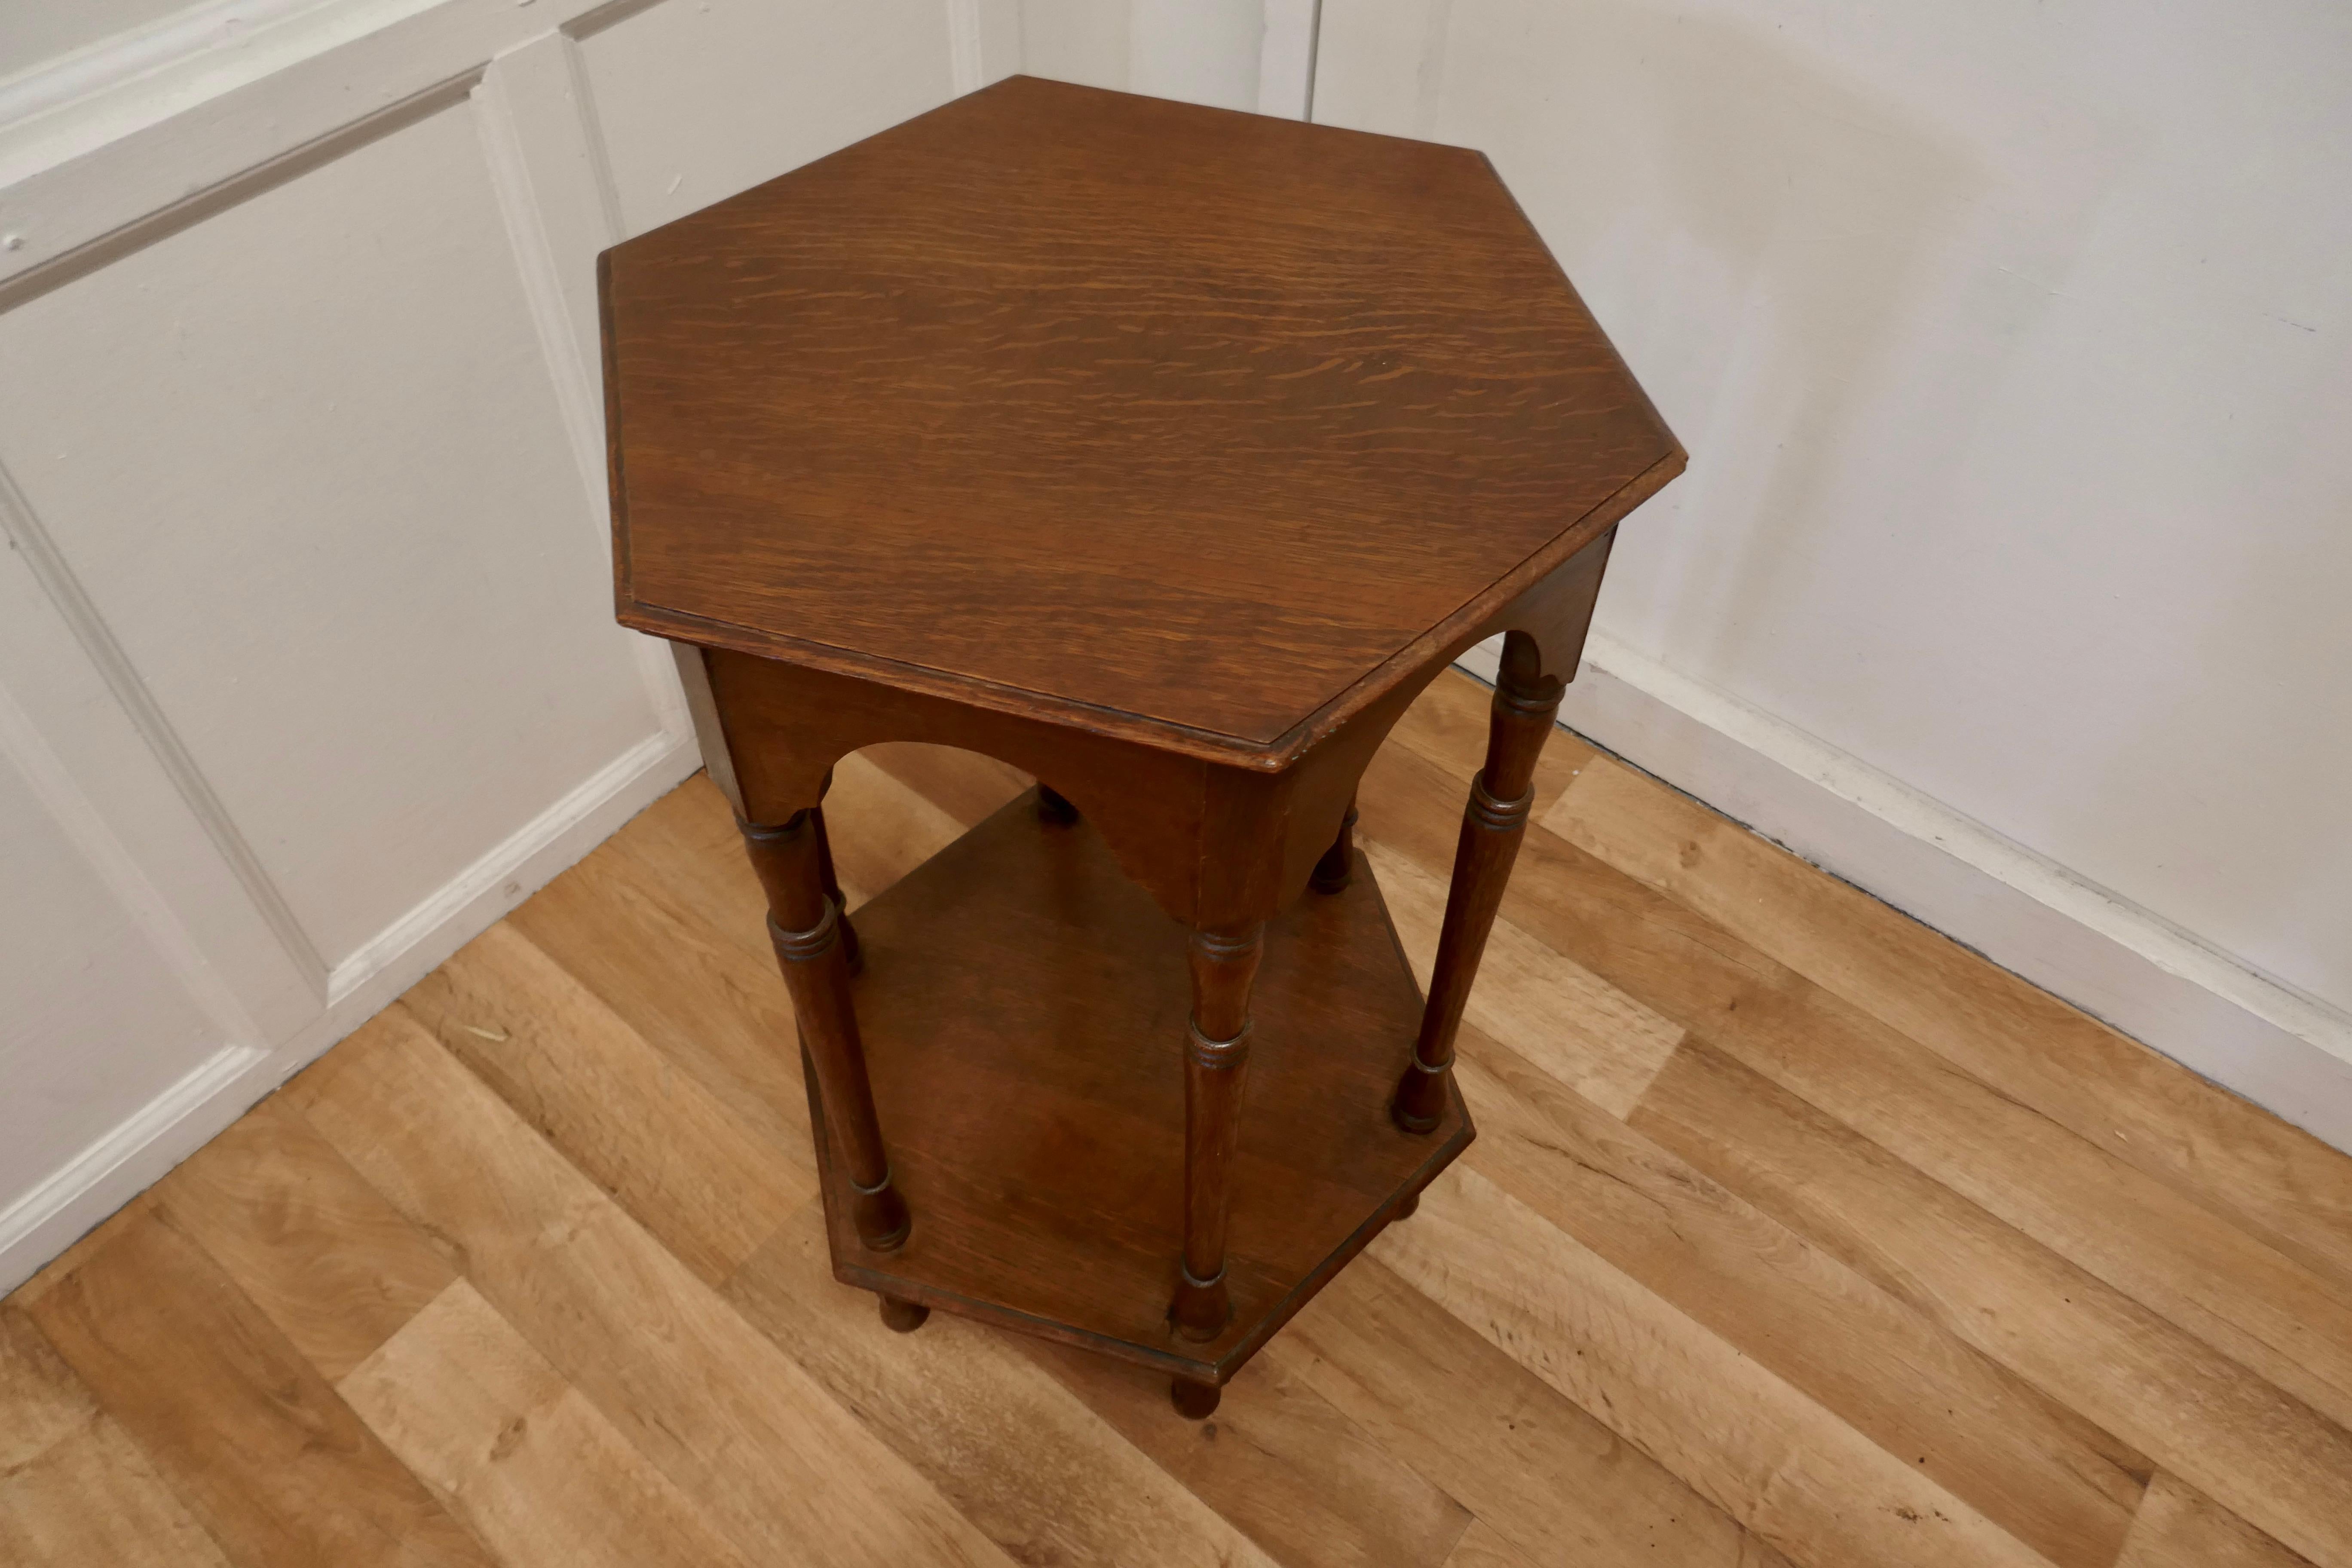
810, 789, 862, 974
877, 1295, 930, 1333
1036, 782, 1080, 825
604, 76, 1681, 764
742, 810, 910, 1251
1310, 795, 1359, 894
687, 540, 1604, 1389
1394, 631, 1565, 1131
1173, 922, 1264, 1343
804, 792, 1469, 1384
1171, 1378, 1222, 1420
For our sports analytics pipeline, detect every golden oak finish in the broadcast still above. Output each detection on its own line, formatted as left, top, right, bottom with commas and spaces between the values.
802, 795, 1467, 1384
609, 83, 1675, 1410
604, 76, 1681, 761
10, 669, 2350, 1568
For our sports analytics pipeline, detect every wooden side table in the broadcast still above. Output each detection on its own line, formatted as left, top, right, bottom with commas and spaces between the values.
600, 77, 1681, 1417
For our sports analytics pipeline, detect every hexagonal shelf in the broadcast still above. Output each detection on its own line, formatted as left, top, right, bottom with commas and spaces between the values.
812, 788, 1463, 1383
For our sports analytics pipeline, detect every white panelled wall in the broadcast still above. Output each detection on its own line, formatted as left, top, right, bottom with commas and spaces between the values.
2, 0, 2346, 1292
1307, 0, 2352, 1147
0, 0, 1023, 1292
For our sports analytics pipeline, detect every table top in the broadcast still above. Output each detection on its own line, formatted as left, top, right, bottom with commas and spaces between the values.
603, 75, 1679, 764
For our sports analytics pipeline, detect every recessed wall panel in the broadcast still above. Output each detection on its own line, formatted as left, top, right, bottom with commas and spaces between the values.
0, 746, 220, 1205
0, 102, 660, 968
580, 0, 958, 236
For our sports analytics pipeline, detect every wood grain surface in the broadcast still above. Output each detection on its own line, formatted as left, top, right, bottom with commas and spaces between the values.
9, 668, 2347, 1568
604, 76, 1682, 758
804, 789, 1466, 1380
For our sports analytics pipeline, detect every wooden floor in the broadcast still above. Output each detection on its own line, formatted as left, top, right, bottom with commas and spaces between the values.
7, 669, 2351, 1568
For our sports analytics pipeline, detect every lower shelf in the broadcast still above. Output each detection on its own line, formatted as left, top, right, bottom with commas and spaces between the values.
810, 789, 1471, 1383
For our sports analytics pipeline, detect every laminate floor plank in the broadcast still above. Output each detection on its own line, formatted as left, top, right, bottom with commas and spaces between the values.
1358, 739, 2352, 1435
152, 1095, 457, 1383
1633, 1039, 2352, 1568
599, 773, 774, 963
22, 1207, 496, 1568
2115, 1473, 2316, 1568
1438, 1519, 1541, 1568
2, 1305, 233, 1567
1706, 981, 2352, 1437
723, 1202, 1282, 1568
8, 1192, 163, 1315
1455, 1034, 2146, 1568
1020, 1331, 1472, 1568
1367, 837, 1684, 1116
1271, 1253, 1758, 1568
0, 1411, 234, 1568
293, 1009, 1013, 1568
339, 1277, 757, 1568
401, 922, 808, 1286
1373, 1163, 2054, 1568
1548, 753, 2352, 1300
1, 1306, 97, 1469
11, 688, 2352, 1568
504, 836, 818, 1168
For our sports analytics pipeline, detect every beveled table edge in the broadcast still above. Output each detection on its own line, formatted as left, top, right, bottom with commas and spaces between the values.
614, 445, 1686, 771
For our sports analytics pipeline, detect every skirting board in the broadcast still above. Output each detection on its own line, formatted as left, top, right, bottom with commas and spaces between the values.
1459, 631, 2352, 1155
0, 726, 700, 1297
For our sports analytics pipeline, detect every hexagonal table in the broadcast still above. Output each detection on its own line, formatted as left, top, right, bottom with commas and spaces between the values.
599, 75, 1682, 1417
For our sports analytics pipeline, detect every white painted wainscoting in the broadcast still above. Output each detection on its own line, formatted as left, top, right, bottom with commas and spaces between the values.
0, 0, 1023, 1293
1336, 0, 2352, 1155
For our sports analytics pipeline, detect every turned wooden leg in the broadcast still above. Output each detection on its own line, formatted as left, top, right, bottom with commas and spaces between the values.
1036, 782, 1079, 824
878, 1294, 930, 1333
1170, 1378, 1222, 1419
811, 768, 861, 976
1310, 795, 1359, 894
1170, 925, 1262, 1341
740, 812, 909, 1250
1393, 631, 1565, 1133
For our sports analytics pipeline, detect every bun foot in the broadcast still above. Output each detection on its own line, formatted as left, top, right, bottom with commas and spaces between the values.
1393, 1189, 1420, 1220
1170, 1378, 1221, 1419
878, 1294, 930, 1333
